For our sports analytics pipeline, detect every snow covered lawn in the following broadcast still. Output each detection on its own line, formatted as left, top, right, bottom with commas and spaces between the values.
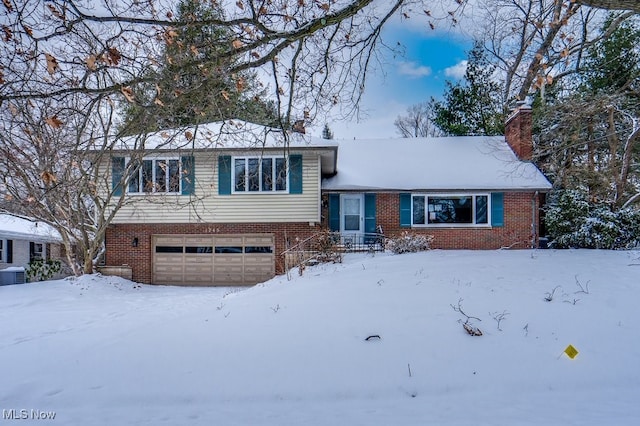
1, 249, 639, 425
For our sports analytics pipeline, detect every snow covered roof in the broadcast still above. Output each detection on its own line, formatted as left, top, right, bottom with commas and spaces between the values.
110, 120, 338, 152
0, 214, 63, 243
322, 136, 552, 191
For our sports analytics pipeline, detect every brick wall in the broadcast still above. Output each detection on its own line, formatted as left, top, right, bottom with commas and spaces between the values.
322, 192, 543, 250
105, 222, 319, 283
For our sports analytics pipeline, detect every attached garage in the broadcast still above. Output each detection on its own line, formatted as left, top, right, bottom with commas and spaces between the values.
152, 234, 275, 286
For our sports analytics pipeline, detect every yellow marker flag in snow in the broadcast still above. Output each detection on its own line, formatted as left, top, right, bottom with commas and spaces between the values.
564, 344, 579, 359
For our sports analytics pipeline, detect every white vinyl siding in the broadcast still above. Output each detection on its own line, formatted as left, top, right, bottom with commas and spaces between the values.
108, 152, 321, 224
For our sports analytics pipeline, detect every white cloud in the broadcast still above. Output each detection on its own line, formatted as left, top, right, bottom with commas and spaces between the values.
444, 60, 467, 79
397, 61, 432, 78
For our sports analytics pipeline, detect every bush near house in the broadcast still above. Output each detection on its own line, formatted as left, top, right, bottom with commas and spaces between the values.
387, 232, 434, 254
544, 190, 640, 249
26, 259, 62, 282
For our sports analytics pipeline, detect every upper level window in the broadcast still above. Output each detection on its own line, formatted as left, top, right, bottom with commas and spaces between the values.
412, 194, 489, 226
233, 156, 287, 193
128, 158, 180, 194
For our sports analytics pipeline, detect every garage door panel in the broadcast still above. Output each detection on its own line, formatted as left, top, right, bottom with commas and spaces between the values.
215, 263, 244, 273
244, 236, 274, 245
184, 255, 213, 264
185, 264, 213, 274
214, 271, 244, 284
155, 253, 184, 262
155, 273, 184, 283
215, 236, 244, 245
155, 263, 183, 272
215, 255, 244, 265
184, 236, 213, 244
244, 263, 273, 271
184, 274, 213, 284
155, 236, 185, 245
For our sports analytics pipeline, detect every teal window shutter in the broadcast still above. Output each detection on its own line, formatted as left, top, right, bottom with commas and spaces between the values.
364, 193, 377, 243
218, 155, 231, 195
112, 157, 125, 196
289, 154, 303, 194
491, 192, 504, 227
399, 193, 412, 228
181, 156, 195, 195
328, 194, 340, 231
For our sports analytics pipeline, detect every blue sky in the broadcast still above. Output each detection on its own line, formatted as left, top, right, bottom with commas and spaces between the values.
327, 23, 472, 140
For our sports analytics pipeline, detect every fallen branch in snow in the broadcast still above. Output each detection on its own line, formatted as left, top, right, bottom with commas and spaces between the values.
365, 335, 381, 341
462, 322, 483, 336
451, 299, 481, 322
451, 299, 483, 336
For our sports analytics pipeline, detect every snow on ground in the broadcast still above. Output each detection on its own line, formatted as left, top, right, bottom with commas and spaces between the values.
1, 249, 639, 425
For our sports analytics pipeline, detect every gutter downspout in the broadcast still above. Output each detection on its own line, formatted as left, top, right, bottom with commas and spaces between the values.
531, 191, 539, 248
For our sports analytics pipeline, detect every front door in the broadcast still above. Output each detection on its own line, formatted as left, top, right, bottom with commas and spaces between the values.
341, 194, 364, 243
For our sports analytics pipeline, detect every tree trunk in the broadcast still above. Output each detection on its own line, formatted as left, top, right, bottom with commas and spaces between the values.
83, 253, 95, 275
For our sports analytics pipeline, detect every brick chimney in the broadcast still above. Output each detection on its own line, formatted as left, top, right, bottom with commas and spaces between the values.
504, 103, 533, 161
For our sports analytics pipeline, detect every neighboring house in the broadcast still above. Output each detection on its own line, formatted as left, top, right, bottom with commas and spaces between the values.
103, 106, 551, 286
322, 104, 552, 250
0, 213, 65, 272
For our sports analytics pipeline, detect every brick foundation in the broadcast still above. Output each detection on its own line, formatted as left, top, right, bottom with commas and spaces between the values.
105, 222, 319, 283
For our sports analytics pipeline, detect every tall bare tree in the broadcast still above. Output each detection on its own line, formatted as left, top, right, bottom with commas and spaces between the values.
394, 101, 442, 137
0, 0, 464, 274
473, 0, 635, 104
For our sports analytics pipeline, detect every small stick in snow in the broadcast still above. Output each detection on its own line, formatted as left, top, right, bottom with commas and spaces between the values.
574, 275, 590, 294
544, 285, 561, 302
365, 335, 381, 341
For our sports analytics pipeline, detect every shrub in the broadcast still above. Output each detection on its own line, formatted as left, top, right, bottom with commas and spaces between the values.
26, 259, 62, 282
544, 190, 640, 249
387, 232, 434, 254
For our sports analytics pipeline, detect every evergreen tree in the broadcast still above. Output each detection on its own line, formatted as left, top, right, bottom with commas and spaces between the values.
432, 41, 505, 136
321, 123, 334, 140
122, 0, 277, 133
534, 16, 640, 207
582, 14, 640, 95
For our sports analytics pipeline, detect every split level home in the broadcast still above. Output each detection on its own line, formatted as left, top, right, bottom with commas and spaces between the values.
103, 105, 551, 286
0, 213, 65, 284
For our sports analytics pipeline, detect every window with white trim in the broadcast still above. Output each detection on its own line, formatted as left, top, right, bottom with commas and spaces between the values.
412, 194, 489, 226
0, 239, 4, 262
127, 158, 181, 194
233, 156, 287, 193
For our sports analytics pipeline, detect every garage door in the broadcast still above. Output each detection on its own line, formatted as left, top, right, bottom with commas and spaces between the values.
152, 234, 275, 286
